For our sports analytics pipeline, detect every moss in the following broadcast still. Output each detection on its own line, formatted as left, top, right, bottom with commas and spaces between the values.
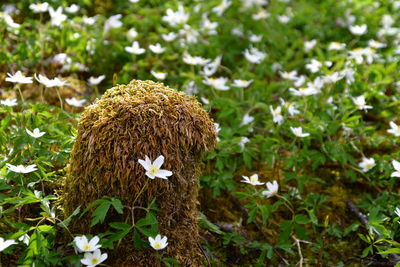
62, 80, 217, 266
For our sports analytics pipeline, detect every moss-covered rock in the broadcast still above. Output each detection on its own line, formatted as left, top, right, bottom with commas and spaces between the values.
62, 79, 217, 266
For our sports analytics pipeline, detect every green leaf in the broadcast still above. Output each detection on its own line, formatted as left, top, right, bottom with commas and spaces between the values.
58, 206, 81, 229
90, 202, 111, 227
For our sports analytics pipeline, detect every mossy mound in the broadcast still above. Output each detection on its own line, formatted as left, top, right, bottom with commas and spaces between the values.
62, 80, 217, 266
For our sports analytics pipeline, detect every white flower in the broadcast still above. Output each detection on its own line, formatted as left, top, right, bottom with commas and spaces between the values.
129, 0, 140, 3
290, 127, 310, 138
0, 98, 17, 106
387, 121, 400, 136
0, 237, 16, 252
149, 43, 165, 54
349, 24, 367, 35
352, 95, 372, 111
382, 14, 394, 28
201, 56, 222, 77
241, 114, 254, 126
3, 13, 20, 29
83, 16, 96, 25
162, 5, 189, 26
34, 74, 68, 87
203, 77, 229, 91
148, 234, 168, 250
65, 97, 86, 107
252, 9, 270, 20
249, 34, 262, 43
88, 75, 105, 86
127, 28, 138, 40
212, 0, 231, 16
74, 236, 101, 253
358, 157, 376, 172
395, 207, 400, 218
104, 14, 122, 33
262, 180, 279, 198
239, 137, 250, 149
29, 2, 49, 13
368, 40, 386, 49
26, 128, 45, 138
6, 71, 33, 84
65, 4, 80, 14
80, 249, 107, 267
328, 42, 346, 51
138, 155, 172, 179
305, 59, 322, 73
293, 75, 306, 87
289, 87, 319, 96
150, 70, 167, 80
125, 41, 145, 55
304, 39, 317, 52
270, 106, 283, 125
6, 163, 37, 174
277, 15, 291, 24
279, 98, 300, 116
48, 7, 67, 27
391, 160, 400, 177
182, 53, 210, 66
280, 70, 298, 81
243, 47, 266, 64
161, 32, 178, 42
241, 174, 264, 186
232, 79, 253, 88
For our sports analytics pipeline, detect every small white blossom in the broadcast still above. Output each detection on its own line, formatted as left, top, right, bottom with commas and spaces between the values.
149, 43, 165, 54
125, 41, 145, 55
391, 160, 400, 177
6, 163, 37, 174
183, 53, 210, 66
150, 70, 167, 80
161, 32, 178, 42
88, 75, 106, 86
65, 97, 86, 107
270, 106, 283, 125
241, 174, 264, 186
232, 79, 252, 88
352, 95, 372, 111
358, 157, 376, 172
104, 14, 122, 33
80, 249, 107, 267
212, 0, 231, 16
241, 114, 254, 126
6, 71, 33, 84
26, 128, 45, 138
328, 42, 346, 51
65, 4, 80, 14
243, 47, 266, 64
138, 155, 172, 179
349, 24, 367, 35
0, 237, 16, 252
74, 236, 101, 253
305, 59, 322, 73
304, 39, 317, 52
162, 5, 189, 26
0, 98, 18, 106
388, 121, 400, 136
262, 180, 279, 198
29, 2, 49, 13
148, 234, 168, 250
203, 77, 229, 91
127, 28, 138, 40
289, 87, 319, 96
48, 7, 67, 27
290, 127, 310, 138
4, 13, 20, 29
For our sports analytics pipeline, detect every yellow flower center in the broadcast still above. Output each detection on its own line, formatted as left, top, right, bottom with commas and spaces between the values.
250, 176, 258, 183
148, 165, 159, 175
154, 242, 162, 249
83, 244, 92, 251
91, 258, 99, 264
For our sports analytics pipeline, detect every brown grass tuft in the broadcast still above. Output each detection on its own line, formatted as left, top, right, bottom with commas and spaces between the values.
62, 79, 217, 266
